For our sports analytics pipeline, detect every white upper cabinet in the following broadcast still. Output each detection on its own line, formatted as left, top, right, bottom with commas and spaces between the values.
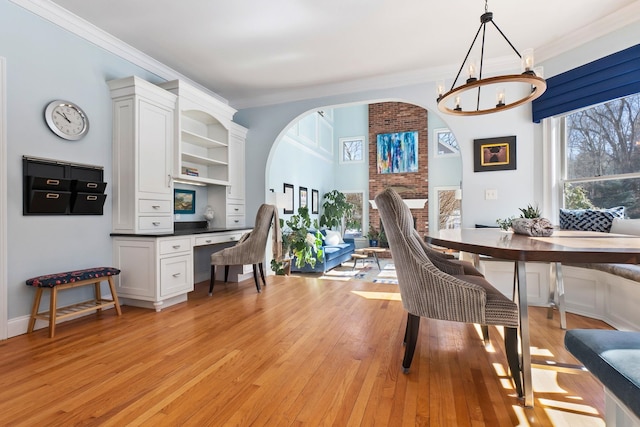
159, 80, 237, 186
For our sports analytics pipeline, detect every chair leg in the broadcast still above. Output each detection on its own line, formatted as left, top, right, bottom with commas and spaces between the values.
252, 264, 261, 293
403, 312, 410, 345
402, 313, 420, 374
258, 262, 266, 287
209, 265, 215, 296
504, 326, 523, 397
224, 265, 229, 283
481, 325, 490, 346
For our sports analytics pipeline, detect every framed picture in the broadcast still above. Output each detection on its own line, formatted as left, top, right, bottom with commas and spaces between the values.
376, 131, 418, 174
339, 136, 365, 163
473, 136, 517, 172
433, 128, 460, 157
174, 189, 196, 214
311, 189, 319, 214
299, 186, 308, 209
283, 183, 294, 214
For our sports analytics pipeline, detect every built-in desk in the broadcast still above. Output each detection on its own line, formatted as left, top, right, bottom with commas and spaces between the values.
111, 225, 252, 311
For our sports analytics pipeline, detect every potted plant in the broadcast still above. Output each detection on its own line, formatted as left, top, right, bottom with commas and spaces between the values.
367, 226, 380, 247
319, 190, 354, 235
278, 206, 324, 269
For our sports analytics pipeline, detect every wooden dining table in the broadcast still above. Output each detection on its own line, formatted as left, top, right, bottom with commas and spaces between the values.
426, 228, 640, 407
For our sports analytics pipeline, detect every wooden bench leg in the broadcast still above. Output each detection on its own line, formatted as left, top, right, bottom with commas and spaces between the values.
49, 287, 57, 338
107, 277, 122, 316
94, 281, 103, 313
28, 288, 44, 333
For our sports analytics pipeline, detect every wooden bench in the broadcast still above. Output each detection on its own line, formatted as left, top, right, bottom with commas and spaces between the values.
565, 329, 640, 426
26, 267, 122, 338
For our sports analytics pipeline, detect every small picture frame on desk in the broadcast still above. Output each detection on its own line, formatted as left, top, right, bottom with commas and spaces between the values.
174, 189, 196, 214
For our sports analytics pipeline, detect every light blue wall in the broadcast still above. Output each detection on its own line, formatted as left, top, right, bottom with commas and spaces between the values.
1, 0, 163, 319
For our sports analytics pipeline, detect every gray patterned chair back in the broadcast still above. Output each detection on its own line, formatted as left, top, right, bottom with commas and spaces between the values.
375, 188, 517, 327
211, 204, 276, 266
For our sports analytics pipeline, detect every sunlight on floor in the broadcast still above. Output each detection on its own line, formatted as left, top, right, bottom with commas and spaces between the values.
350, 290, 402, 301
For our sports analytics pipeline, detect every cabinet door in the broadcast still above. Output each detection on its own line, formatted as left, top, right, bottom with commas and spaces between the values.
227, 133, 245, 202
138, 98, 173, 198
160, 254, 193, 297
113, 239, 156, 300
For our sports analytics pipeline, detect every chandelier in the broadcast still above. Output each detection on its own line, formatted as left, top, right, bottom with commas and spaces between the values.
436, 0, 547, 116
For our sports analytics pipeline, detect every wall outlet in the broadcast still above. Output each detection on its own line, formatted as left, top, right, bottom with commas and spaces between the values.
485, 189, 498, 200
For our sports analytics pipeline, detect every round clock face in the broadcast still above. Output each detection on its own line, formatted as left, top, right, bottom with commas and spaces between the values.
44, 100, 89, 141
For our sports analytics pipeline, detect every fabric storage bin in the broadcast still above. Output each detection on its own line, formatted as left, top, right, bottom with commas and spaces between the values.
70, 192, 107, 214
28, 190, 71, 213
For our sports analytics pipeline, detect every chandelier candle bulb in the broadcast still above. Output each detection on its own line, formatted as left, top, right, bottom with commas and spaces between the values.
454, 96, 462, 111
467, 60, 478, 82
436, 80, 446, 98
522, 48, 535, 73
496, 88, 506, 107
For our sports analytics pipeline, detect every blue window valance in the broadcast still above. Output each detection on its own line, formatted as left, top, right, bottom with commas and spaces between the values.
532, 43, 640, 123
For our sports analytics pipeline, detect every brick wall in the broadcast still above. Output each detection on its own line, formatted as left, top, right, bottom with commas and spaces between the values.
369, 102, 429, 236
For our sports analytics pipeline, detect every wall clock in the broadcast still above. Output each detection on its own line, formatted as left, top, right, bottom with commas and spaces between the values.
44, 100, 89, 141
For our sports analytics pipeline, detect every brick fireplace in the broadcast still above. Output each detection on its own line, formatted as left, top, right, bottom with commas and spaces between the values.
369, 102, 429, 236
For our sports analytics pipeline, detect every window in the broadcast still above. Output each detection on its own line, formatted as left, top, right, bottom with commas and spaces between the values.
343, 191, 364, 237
339, 137, 365, 163
433, 128, 459, 157
561, 93, 640, 218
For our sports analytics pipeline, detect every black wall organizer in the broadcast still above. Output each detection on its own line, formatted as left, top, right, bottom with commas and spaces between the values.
23, 156, 107, 215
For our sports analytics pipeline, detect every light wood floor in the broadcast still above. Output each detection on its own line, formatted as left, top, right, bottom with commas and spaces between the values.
0, 274, 611, 426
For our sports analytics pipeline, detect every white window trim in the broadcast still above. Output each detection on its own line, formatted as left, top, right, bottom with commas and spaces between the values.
433, 127, 460, 158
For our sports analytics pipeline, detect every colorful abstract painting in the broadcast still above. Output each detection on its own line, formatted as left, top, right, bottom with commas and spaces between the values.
376, 131, 418, 174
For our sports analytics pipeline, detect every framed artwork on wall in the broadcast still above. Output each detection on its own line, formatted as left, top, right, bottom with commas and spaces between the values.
376, 131, 419, 174
174, 189, 196, 214
299, 186, 308, 209
473, 136, 517, 172
311, 189, 319, 214
283, 183, 294, 214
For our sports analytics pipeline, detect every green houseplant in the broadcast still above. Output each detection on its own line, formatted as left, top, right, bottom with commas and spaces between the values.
279, 206, 324, 269
319, 190, 354, 234
367, 226, 380, 247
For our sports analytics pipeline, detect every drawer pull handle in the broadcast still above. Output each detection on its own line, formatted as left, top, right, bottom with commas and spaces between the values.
172, 245, 181, 249
87, 195, 97, 201
152, 205, 161, 209
87, 183, 98, 188
46, 179, 60, 186
234, 208, 239, 211
46, 193, 60, 199
172, 273, 181, 277
205, 239, 212, 243
152, 222, 160, 226
234, 220, 239, 223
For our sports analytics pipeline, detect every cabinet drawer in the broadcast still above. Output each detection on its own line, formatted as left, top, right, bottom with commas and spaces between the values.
159, 238, 191, 255
139, 199, 172, 214
138, 216, 172, 231
194, 235, 225, 246
227, 215, 246, 228
160, 254, 192, 297
227, 203, 245, 216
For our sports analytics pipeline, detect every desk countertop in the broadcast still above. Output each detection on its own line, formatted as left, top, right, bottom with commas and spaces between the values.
110, 224, 252, 238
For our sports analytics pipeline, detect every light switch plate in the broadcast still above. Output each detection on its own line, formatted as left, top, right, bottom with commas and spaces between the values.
485, 189, 498, 200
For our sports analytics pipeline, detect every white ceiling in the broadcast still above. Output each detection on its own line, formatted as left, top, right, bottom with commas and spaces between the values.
46, 0, 640, 108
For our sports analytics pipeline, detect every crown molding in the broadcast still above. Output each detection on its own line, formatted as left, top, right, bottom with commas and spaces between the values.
9, 0, 230, 105
536, 2, 640, 63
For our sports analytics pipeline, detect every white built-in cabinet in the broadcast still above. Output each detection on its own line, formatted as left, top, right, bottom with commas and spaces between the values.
159, 80, 247, 228
108, 76, 176, 234
112, 236, 193, 311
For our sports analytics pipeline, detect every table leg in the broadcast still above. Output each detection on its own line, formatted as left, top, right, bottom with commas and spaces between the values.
516, 261, 534, 407
372, 252, 381, 270
549, 263, 567, 329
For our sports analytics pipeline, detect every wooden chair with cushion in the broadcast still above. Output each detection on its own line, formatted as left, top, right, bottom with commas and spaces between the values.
210, 204, 279, 295
375, 188, 523, 397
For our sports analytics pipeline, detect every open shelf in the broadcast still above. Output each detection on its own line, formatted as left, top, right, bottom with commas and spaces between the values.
181, 129, 227, 149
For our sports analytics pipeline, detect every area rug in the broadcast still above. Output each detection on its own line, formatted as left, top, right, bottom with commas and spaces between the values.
318, 259, 398, 284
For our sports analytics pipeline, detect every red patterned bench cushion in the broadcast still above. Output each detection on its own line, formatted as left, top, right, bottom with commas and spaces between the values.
26, 267, 121, 288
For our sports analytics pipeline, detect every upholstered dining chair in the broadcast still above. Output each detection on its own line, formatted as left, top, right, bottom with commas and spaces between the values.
210, 204, 280, 295
375, 188, 523, 397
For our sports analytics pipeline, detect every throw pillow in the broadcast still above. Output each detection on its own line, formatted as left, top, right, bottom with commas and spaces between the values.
324, 230, 343, 246
610, 217, 640, 236
559, 207, 625, 232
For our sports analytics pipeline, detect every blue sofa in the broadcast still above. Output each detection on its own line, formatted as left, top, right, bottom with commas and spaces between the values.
290, 230, 355, 273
